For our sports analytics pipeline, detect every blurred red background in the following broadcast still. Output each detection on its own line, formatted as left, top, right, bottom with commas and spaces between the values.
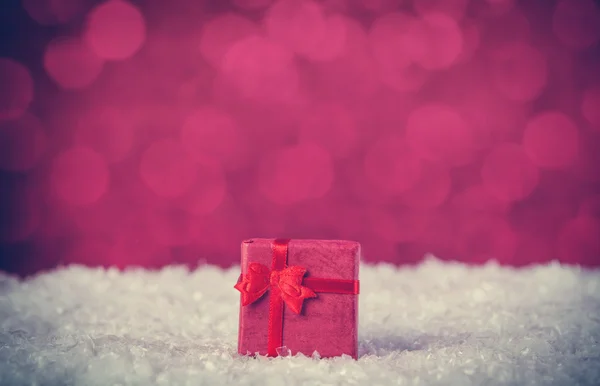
1, 0, 599, 276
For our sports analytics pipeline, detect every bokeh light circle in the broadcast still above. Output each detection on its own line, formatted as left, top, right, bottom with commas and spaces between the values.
481, 143, 540, 202
180, 106, 245, 170
199, 13, 258, 69
22, 0, 86, 25
265, 0, 346, 62
75, 107, 134, 164
406, 103, 475, 167
298, 103, 358, 159
50, 146, 110, 206
456, 20, 481, 64
140, 139, 198, 198
369, 13, 416, 69
363, 135, 422, 196
552, 0, 600, 50
369, 12, 430, 92
316, 17, 380, 101
0, 58, 34, 121
523, 111, 579, 169
221, 36, 299, 103
490, 42, 548, 102
178, 158, 227, 215
0, 114, 47, 172
412, 13, 464, 70
259, 142, 334, 205
84, 0, 146, 60
43, 37, 104, 89
70, 188, 127, 235
454, 70, 527, 141
399, 161, 452, 209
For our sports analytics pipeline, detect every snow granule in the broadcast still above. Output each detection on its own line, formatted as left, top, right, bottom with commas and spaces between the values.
1, 256, 599, 385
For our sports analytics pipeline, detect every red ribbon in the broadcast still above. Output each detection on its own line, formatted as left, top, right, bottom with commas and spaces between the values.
234, 239, 360, 357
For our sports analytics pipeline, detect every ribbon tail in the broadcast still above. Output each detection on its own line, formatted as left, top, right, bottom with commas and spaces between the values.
234, 275, 269, 306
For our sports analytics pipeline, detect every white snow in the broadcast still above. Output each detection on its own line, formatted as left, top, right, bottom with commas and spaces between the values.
1, 256, 600, 385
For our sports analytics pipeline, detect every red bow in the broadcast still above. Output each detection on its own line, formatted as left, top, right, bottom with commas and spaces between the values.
235, 262, 317, 314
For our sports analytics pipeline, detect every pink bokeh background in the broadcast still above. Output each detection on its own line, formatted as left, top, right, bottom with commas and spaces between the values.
1, 0, 599, 275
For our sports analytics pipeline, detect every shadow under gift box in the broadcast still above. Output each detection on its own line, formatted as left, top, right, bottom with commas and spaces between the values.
236, 239, 360, 359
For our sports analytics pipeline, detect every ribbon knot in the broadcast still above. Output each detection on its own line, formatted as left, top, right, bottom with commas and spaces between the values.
269, 270, 280, 287
235, 262, 317, 314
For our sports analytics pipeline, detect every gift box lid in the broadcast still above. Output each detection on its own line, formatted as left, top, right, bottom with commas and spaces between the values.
240, 238, 360, 280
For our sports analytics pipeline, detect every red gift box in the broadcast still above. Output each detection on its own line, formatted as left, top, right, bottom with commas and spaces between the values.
235, 238, 360, 358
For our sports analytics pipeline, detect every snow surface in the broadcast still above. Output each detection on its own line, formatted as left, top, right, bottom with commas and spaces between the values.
1, 256, 600, 386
